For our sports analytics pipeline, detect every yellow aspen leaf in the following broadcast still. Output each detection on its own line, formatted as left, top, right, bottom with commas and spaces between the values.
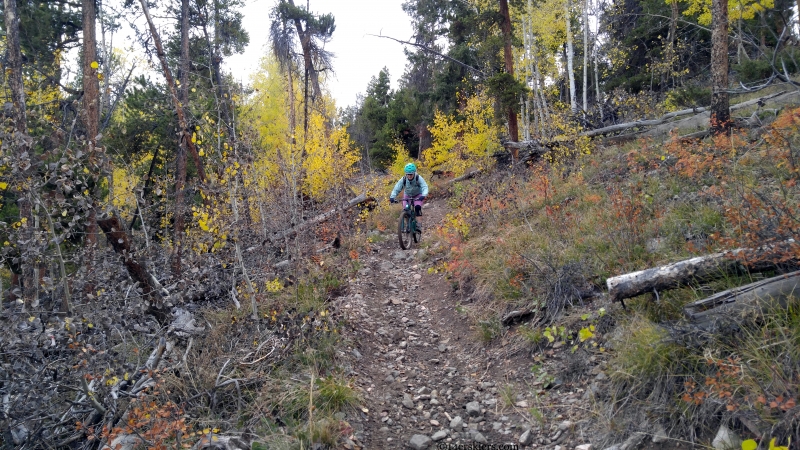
742, 440, 757, 450
578, 327, 594, 342
0, 182, 7, 190
90, 61, 99, 69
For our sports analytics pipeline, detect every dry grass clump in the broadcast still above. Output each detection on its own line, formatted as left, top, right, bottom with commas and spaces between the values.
427, 105, 800, 445
603, 296, 800, 445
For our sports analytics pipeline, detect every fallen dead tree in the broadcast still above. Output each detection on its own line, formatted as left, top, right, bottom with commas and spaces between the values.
266, 193, 372, 244
580, 90, 788, 138
606, 242, 798, 306
492, 140, 553, 165
494, 91, 787, 160
446, 169, 483, 184
683, 270, 800, 333
98, 215, 172, 317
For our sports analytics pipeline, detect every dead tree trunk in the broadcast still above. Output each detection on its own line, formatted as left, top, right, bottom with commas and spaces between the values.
710, 0, 731, 133
499, 0, 519, 151
173, 0, 190, 277
97, 216, 170, 320
267, 194, 372, 243
3, 0, 35, 304
683, 270, 800, 333
138, 0, 206, 184
446, 169, 483, 185
607, 243, 798, 305
581, 91, 786, 138
496, 139, 552, 166
83, 0, 101, 294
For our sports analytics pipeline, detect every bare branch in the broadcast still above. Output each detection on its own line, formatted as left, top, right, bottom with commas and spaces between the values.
368, 33, 486, 77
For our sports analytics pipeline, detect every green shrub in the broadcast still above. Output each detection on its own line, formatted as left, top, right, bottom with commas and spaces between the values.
734, 59, 773, 83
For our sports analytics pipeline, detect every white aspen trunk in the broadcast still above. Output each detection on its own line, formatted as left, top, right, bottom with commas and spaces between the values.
535, 58, 550, 123
525, 98, 531, 139
592, 0, 603, 122
582, 0, 589, 114
594, 41, 603, 122
522, 20, 532, 138
525, 7, 541, 134
565, 0, 577, 113
796, 0, 800, 39
521, 96, 529, 139
737, 18, 748, 63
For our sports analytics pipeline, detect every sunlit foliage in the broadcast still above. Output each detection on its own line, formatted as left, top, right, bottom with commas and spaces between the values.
423, 91, 502, 176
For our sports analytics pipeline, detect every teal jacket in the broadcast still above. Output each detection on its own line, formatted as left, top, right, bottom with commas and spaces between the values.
391, 174, 429, 198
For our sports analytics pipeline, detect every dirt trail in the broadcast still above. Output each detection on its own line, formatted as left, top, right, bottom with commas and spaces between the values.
337, 199, 542, 449
332, 197, 693, 450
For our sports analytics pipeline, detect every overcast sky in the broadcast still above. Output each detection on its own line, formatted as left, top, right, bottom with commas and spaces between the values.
224, 0, 416, 109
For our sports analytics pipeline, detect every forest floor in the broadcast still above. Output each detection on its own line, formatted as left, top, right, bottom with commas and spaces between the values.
332, 198, 640, 450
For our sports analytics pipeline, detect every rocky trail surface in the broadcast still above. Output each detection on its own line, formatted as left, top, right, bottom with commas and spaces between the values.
334, 199, 617, 450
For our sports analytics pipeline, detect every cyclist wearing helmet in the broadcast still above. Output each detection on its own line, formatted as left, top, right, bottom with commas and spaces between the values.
390, 163, 429, 228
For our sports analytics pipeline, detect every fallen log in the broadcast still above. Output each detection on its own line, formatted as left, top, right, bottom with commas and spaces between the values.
581, 91, 788, 138
683, 270, 800, 333
446, 169, 483, 184
267, 193, 372, 243
606, 242, 798, 305
97, 216, 171, 315
495, 140, 552, 165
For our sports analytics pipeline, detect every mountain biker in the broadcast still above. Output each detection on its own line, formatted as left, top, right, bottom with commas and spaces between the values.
390, 163, 429, 229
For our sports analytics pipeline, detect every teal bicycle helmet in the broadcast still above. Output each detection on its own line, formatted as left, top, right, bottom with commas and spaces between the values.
404, 163, 417, 174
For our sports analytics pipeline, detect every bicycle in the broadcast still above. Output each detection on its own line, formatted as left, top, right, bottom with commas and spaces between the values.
397, 199, 422, 250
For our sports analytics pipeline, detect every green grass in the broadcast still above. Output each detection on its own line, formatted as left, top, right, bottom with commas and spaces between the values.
609, 316, 693, 381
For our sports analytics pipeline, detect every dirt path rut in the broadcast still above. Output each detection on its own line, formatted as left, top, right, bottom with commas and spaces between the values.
337, 199, 535, 449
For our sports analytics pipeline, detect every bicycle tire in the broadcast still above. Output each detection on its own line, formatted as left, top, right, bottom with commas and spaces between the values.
398, 211, 413, 250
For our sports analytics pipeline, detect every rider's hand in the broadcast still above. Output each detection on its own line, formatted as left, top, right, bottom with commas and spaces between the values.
390, 197, 398, 204
418, 196, 426, 202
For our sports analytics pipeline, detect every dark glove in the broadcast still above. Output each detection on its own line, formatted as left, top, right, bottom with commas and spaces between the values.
418, 196, 426, 202
390, 197, 398, 204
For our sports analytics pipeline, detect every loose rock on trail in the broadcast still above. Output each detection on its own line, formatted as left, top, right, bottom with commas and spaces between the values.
334, 199, 607, 449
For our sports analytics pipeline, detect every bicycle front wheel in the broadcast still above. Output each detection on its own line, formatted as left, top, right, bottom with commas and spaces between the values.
398, 212, 413, 250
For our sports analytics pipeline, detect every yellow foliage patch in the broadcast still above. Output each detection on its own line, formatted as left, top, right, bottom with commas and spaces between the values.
423, 91, 501, 176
